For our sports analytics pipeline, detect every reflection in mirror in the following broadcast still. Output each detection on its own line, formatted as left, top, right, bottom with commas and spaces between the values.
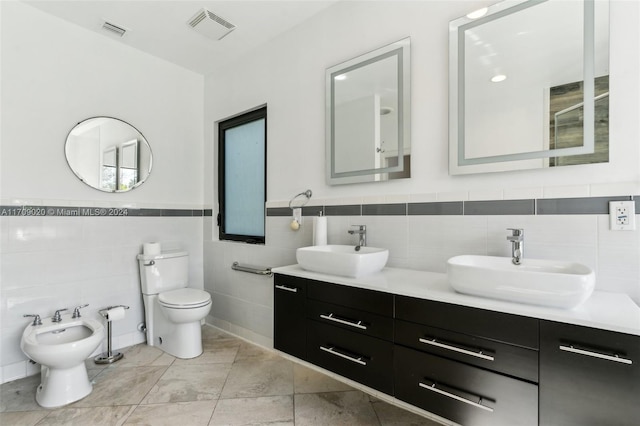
449, 0, 609, 175
326, 38, 410, 185
101, 147, 117, 191
65, 117, 152, 192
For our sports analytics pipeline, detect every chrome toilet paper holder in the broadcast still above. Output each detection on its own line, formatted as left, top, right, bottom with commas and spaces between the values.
95, 305, 130, 364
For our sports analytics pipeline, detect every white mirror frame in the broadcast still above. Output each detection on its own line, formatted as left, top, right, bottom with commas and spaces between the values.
449, 0, 603, 175
326, 38, 411, 185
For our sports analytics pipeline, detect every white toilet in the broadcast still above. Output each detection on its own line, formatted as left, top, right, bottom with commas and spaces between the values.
137, 250, 212, 359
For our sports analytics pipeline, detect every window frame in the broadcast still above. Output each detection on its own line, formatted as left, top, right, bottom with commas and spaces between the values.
217, 106, 267, 244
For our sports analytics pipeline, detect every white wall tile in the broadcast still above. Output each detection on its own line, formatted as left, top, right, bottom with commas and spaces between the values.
469, 189, 504, 201
590, 182, 640, 197
543, 185, 591, 199
503, 187, 544, 200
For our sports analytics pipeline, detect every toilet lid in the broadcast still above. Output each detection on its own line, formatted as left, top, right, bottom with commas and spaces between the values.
159, 288, 211, 308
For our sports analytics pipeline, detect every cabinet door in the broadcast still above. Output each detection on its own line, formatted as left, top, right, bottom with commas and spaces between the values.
273, 274, 307, 359
395, 346, 538, 426
540, 321, 640, 426
307, 320, 394, 394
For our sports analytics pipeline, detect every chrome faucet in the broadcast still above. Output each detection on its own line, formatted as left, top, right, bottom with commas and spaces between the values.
52, 308, 68, 323
72, 304, 89, 318
348, 225, 367, 249
507, 228, 524, 265
23, 314, 42, 326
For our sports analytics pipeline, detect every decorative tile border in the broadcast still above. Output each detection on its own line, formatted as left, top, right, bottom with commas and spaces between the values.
537, 196, 638, 215
3, 194, 637, 218
465, 199, 535, 215
0, 205, 204, 217
266, 195, 639, 217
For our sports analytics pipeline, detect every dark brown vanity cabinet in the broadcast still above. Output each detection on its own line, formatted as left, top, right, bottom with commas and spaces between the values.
274, 273, 640, 426
540, 321, 640, 426
273, 274, 307, 359
305, 280, 395, 394
394, 296, 539, 426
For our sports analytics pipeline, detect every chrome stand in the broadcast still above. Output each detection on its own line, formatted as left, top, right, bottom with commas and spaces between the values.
94, 305, 129, 364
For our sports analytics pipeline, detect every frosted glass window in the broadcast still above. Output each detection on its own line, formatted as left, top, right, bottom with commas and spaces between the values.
218, 107, 266, 243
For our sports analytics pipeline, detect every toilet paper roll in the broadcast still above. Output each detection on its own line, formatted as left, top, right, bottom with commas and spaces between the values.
313, 216, 328, 246
143, 242, 161, 256
106, 306, 126, 322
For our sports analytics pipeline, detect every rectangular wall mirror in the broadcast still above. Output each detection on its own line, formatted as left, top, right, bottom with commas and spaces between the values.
449, 0, 609, 175
326, 38, 411, 185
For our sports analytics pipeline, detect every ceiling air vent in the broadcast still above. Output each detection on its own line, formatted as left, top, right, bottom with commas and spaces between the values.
102, 21, 127, 37
188, 8, 236, 41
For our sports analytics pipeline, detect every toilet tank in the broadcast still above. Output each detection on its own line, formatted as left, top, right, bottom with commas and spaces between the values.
137, 251, 189, 295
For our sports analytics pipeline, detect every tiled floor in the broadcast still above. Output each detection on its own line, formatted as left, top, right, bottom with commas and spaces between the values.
0, 326, 441, 425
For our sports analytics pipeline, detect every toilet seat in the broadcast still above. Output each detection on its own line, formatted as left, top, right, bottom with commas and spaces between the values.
159, 288, 211, 309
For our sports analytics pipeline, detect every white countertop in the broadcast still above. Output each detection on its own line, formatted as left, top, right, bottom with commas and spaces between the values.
272, 265, 640, 336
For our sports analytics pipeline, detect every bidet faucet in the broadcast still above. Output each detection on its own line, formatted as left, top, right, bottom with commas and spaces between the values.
24, 314, 42, 326
72, 304, 89, 318
348, 225, 367, 249
52, 308, 68, 323
507, 228, 524, 265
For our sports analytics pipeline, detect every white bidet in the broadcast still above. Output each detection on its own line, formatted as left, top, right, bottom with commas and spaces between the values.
20, 314, 105, 408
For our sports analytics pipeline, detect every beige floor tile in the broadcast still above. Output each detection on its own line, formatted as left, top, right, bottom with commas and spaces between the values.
221, 358, 294, 399
209, 395, 294, 426
34, 405, 135, 426
0, 410, 49, 426
141, 363, 232, 404
234, 341, 280, 363
124, 400, 217, 426
172, 338, 241, 366
294, 391, 381, 426
72, 366, 167, 407
202, 325, 236, 341
372, 400, 442, 426
107, 343, 175, 368
293, 365, 353, 394
0, 374, 43, 412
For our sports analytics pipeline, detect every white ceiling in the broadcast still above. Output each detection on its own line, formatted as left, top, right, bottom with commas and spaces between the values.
23, 0, 340, 75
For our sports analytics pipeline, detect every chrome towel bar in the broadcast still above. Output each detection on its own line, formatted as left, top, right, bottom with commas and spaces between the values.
231, 262, 272, 276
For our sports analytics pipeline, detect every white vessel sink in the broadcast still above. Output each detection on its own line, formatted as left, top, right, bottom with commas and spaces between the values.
296, 245, 389, 278
447, 255, 595, 309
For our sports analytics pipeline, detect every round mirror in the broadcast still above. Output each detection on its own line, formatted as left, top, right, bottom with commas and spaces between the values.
65, 117, 153, 192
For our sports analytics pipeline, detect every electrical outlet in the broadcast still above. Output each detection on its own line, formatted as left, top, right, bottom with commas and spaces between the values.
609, 201, 636, 231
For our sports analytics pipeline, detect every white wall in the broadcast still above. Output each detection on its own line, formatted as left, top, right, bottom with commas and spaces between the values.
0, 2, 205, 383
203, 1, 639, 345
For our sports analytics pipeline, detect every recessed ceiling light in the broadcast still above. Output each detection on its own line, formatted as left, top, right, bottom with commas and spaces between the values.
334, 74, 347, 81
491, 74, 507, 83
467, 7, 488, 20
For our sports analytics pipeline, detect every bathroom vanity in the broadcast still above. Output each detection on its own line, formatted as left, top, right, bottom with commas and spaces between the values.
272, 266, 640, 426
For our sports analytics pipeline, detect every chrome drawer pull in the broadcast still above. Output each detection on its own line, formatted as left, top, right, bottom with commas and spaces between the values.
419, 382, 494, 413
275, 285, 298, 293
319, 345, 367, 366
559, 345, 633, 365
320, 313, 367, 330
419, 337, 495, 362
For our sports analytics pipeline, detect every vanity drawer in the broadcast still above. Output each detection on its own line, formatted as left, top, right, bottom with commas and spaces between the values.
395, 320, 538, 383
395, 295, 538, 349
307, 280, 393, 317
307, 320, 394, 394
307, 299, 393, 341
395, 345, 538, 426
